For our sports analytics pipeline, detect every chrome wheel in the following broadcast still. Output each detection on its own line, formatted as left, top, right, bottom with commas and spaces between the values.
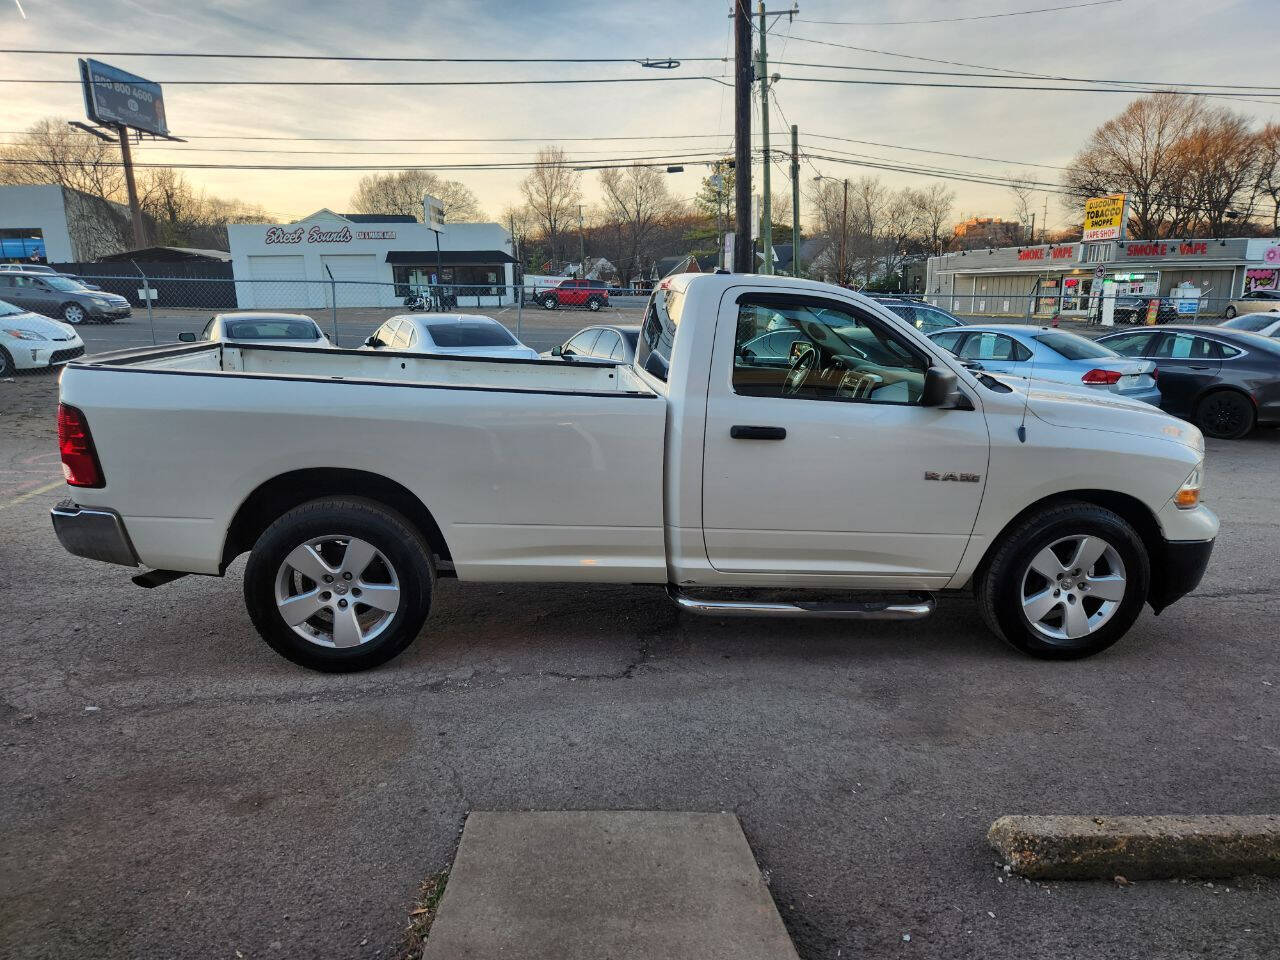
273, 535, 401, 649
63, 304, 85, 325
1019, 535, 1127, 642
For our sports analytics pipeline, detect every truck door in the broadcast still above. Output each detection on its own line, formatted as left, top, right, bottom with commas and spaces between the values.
700, 290, 989, 583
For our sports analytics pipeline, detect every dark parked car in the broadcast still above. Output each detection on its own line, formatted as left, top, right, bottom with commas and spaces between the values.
1111, 295, 1180, 324
1096, 326, 1280, 439
544, 324, 640, 362
0, 271, 129, 324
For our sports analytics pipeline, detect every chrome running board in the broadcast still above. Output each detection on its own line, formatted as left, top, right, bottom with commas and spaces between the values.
666, 586, 935, 620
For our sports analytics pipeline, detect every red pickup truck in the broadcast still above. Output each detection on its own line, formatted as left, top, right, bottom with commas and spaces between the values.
538, 278, 610, 312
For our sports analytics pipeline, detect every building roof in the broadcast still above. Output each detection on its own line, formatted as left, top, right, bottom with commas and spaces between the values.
342, 213, 419, 223
96, 246, 231, 263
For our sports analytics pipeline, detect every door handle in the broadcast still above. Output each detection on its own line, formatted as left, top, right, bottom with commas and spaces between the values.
730, 425, 787, 440
1189, 364, 1211, 370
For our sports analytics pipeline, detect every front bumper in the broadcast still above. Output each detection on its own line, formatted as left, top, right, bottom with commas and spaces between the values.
1149, 538, 1214, 614
86, 302, 132, 319
50, 500, 139, 567
13, 342, 85, 369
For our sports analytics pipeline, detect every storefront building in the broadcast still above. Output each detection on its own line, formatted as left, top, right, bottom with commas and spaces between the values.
925, 236, 1280, 318
228, 210, 516, 309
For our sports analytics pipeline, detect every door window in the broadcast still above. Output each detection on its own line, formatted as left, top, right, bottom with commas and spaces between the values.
1099, 332, 1155, 356
592, 330, 621, 358
1154, 333, 1217, 360
930, 330, 965, 353
564, 329, 600, 356
960, 332, 1028, 362
200, 317, 216, 340
732, 295, 929, 404
391, 323, 414, 349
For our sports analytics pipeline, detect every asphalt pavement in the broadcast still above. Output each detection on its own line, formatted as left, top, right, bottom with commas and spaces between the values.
2, 356, 1278, 959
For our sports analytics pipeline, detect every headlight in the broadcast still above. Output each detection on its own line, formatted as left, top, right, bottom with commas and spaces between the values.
3, 327, 48, 341
1174, 463, 1203, 509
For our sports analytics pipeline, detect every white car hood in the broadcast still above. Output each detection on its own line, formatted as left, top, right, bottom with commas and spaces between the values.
988, 372, 1203, 452
0, 311, 80, 341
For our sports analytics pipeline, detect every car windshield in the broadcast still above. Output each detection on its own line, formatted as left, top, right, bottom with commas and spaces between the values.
0, 298, 25, 316
426, 320, 516, 347
225, 320, 320, 340
1033, 331, 1118, 361
42, 276, 87, 292
1221, 313, 1277, 331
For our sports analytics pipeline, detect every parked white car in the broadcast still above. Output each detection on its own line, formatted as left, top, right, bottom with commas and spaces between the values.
178, 312, 333, 348
50, 273, 1215, 672
362, 313, 538, 359
0, 298, 84, 375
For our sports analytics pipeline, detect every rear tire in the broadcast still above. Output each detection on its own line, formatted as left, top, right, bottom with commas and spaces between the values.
0, 346, 13, 376
1223, 305, 1237, 319
243, 497, 435, 672
976, 502, 1150, 660
1195, 390, 1254, 440
586, 296, 602, 312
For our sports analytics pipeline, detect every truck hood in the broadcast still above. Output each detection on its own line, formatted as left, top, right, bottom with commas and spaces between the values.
988, 372, 1204, 453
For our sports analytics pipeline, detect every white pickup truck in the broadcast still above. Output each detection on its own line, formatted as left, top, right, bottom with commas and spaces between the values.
51, 273, 1217, 672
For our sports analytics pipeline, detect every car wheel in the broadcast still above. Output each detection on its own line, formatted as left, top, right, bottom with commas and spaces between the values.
586, 296, 602, 312
243, 497, 435, 672
542, 295, 558, 310
976, 501, 1150, 660
0, 346, 13, 376
62, 303, 86, 325
1195, 390, 1255, 440
1223, 305, 1237, 319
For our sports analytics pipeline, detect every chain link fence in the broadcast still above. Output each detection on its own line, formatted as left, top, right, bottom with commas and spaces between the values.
919, 291, 1240, 328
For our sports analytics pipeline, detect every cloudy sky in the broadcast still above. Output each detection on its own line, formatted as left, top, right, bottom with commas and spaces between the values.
2, 0, 1277, 228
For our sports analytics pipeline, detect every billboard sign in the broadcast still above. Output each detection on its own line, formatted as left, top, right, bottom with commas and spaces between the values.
1082, 193, 1127, 242
79, 59, 169, 137
423, 194, 445, 233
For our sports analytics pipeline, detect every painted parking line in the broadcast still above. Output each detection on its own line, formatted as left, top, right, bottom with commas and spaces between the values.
1, 478, 65, 511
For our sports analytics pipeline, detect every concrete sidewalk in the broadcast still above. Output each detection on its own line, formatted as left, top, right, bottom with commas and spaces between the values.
420, 811, 799, 960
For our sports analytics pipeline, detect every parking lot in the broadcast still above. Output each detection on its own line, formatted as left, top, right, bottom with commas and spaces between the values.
2, 333, 1278, 960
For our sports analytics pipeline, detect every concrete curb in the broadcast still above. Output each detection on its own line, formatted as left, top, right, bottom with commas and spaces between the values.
988, 815, 1280, 880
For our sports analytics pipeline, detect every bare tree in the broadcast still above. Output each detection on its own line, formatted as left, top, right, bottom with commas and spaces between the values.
1177, 108, 1261, 237
138, 168, 267, 249
0, 117, 125, 200
520, 147, 583, 266
847, 176, 888, 286
1005, 170, 1038, 241
881, 189, 924, 282
1063, 94, 1205, 240
598, 164, 679, 285
913, 182, 956, 255
1258, 123, 1280, 234
349, 170, 484, 222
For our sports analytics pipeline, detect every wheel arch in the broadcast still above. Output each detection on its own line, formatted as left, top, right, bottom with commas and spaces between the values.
1192, 382, 1256, 414
973, 489, 1165, 599
221, 467, 451, 572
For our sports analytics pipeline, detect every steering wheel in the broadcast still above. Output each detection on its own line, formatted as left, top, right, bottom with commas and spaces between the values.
783, 347, 818, 396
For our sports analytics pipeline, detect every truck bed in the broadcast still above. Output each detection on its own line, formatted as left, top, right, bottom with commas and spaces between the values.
60, 342, 668, 582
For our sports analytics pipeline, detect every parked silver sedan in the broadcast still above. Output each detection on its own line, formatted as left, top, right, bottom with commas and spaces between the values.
928, 324, 1161, 405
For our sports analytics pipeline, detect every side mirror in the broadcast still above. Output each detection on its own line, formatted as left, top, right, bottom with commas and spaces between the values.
920, 366, 959, 407
550, 345, 563, 357
177, 332, 197, 342
363, 335, 382, 347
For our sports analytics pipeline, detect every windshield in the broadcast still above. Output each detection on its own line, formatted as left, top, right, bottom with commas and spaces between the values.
1221, 313, 1277, 331
1033, 331, 1119, 361
225, 320, 320, 340
426, 320, 516, 347
42, 276, 88, 292
0, 298, 25, 316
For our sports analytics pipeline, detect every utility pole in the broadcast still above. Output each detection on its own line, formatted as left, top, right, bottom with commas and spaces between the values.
1042, 195, 1049, 243
577, 204, 586, 278
790, 124, 800, 277
757, 1, 773, 275
733, 0, 753, 273
116, 124, 146, 248
839, 178, 849, 286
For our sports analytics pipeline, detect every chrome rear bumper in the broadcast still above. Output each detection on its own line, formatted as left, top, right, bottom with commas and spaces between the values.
50, 500, 139, 567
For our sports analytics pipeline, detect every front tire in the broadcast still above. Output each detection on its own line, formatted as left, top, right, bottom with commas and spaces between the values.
541, 295, 558, 310
62, 303, 86, 325
1195, 390, 1254, 440
0, 346, 13, 376
243, 497, 435, 672
976, 502, 1150, 660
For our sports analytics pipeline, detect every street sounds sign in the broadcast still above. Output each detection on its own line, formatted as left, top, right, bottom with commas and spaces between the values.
1082, 193, 1128, 242
78, 59, 169, 137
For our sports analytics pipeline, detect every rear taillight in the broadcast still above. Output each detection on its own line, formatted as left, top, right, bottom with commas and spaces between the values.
1150, 368, 1158, 379
57, 403, 104, 487
1081, 368, 1122, 385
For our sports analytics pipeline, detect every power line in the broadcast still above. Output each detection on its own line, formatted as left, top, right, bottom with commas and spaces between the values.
806, 133, 1067, 171
0, 48, 723, 63
0, 75, 731, 87
796, 0, 1122, 26
781, 74, 1280, 97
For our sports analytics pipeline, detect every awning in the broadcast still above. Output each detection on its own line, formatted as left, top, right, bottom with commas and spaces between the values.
385, 250, 516, 265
